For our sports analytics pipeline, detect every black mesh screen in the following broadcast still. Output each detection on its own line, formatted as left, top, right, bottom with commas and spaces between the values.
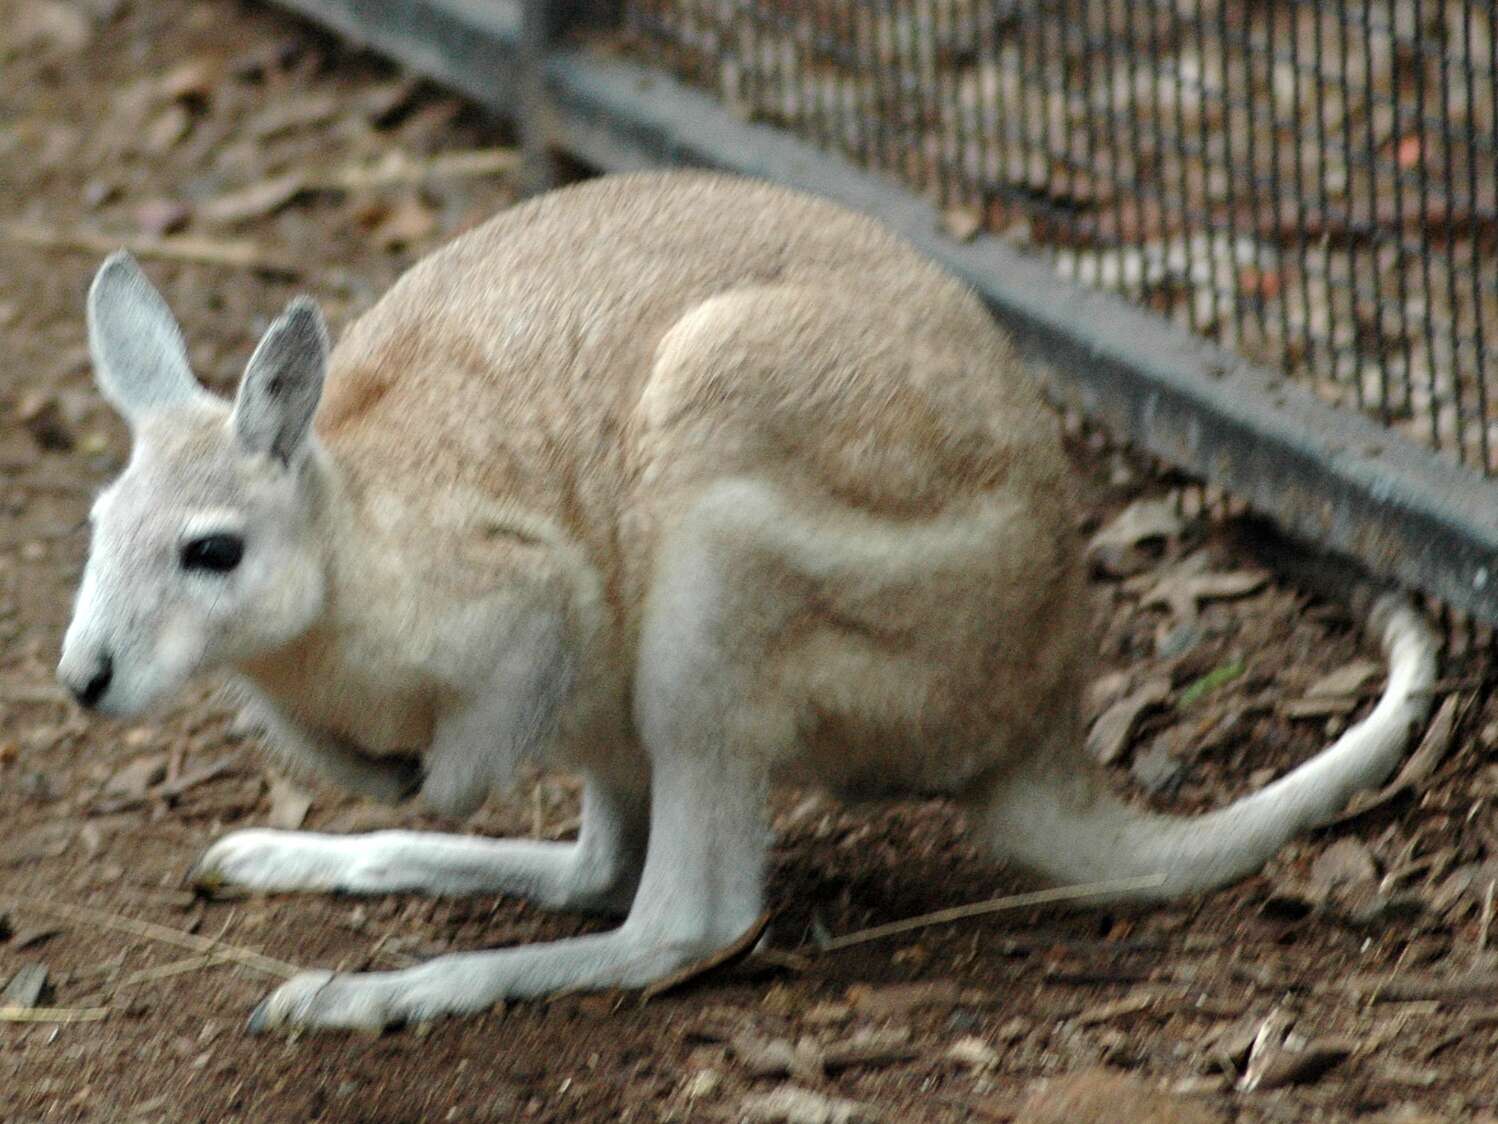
623, 0, 1498, 475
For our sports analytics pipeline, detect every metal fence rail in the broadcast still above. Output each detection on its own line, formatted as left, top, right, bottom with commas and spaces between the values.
626, 0, 1498, 479
267, 0, 1498, 622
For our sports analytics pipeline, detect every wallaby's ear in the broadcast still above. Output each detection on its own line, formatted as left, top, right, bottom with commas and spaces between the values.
232, 296, 328, 465
86, 252, 202, 424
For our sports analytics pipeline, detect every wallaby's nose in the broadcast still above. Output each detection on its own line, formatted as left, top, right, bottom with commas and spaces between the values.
67, 653, 113, 710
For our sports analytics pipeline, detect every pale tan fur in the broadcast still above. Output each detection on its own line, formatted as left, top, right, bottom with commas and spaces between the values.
61, 172, 1436, 1031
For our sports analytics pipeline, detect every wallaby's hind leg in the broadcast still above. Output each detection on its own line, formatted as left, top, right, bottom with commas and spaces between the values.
191, 769, 649, 915
246, 510, 784, 1031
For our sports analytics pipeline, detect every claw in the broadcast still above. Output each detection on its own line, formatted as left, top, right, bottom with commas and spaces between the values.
246, 998, 272, 1036
248, 969, 338, 1033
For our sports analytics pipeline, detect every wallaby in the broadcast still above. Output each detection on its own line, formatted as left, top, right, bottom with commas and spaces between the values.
59, 172, 1437, 1033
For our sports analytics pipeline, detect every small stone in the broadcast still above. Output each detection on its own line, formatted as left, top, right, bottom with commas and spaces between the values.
17, 390, 73, 452
1309, 838, 1377, 894
135, 198, 191, 236
83, 179, 119, 208
1021, 1070, 1225, 1124
845, 979, 962, 1018
1131, 738, 1184, 796
683, 1069, 721, 1100
739, 1086, 876, 1124
802, 1001, 851, 1026
10, 927, 61, 952
144, 103, 191, 153
2, 964, 54, 1009
946, 1035, 999, 1070
731, 1034, 804, 1079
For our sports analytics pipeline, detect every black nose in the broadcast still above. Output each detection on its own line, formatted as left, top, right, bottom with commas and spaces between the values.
72, 654, 113, 709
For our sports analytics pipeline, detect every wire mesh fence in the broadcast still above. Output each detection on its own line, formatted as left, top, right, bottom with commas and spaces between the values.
622, 0, 1498, 476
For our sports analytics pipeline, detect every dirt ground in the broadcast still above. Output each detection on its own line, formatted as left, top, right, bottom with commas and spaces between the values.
4, 2, 1498, 1122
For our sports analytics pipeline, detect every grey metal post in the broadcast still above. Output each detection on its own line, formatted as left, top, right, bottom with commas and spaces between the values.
520, 0, 621, 194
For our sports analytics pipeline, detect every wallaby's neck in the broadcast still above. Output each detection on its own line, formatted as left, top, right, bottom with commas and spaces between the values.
234, 442, 392, 703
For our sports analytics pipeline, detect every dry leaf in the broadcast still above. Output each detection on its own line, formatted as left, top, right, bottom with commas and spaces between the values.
945, 1035, 998, 1070
1237, 1008, 1294, 1089
373, 194, 436, 249
1073, 993, 1154, 1026
158, 58, 220, 101
731, 1033, 813, 1079
1306, 660, 1382, 698
104, 754, 168, 801
267, 775, 313, 830
1241, 1037, 1354, 1090
1087, 499, 1183, 576
1022, 1070, 1225, 1124
199, 172, 306, 225
18, 390, 73, 451
14, 2, 92, 53
820, 1029, 915, 1073
846, 979, 962, 1018
144, 104, 191, 153
2, 965, 53, 1009
1143, 565, 1267, 621
361, 79, 419, 125
1087, 677, 1169, 763
247, 92, 340, 139
941, 205, 983, 242
1279, 696, 1359, 720
739, 1087, 876, 1124
1333, 693, 1464, 824
1084, 670, 1131, 721
1309, 838, 1377, 893
134, 198, 192, 237
10, 927, 61, 951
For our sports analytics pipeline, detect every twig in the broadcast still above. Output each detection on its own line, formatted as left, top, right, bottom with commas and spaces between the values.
0, 684, 71, 706
6, 897, 300, 980
812, 874, 1168, 953
1476, 879, 1496, 971
0, 1005, 110, 1023
112, 953, 232, 989
3, 223, 303, 277
321, 147, 519, 191
1350, 972, 1498, 1004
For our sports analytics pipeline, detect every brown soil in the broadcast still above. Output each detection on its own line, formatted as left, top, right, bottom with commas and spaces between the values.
3, 3, 1496, 1121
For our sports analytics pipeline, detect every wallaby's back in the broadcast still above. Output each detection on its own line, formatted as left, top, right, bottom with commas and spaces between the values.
317, 173, 1072, 583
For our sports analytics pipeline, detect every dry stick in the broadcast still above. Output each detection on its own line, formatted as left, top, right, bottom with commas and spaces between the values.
113, 953, 232, 989
1476, 879, 1496, 971
812, 874, 1168, 953
2, 224, 304, 277
6, 897, 300, 980
0, 1005, 111, 1024
320, 147, 520, 191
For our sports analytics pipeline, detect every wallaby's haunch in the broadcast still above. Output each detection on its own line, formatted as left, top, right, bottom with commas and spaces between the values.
59, 172, 1437, 1032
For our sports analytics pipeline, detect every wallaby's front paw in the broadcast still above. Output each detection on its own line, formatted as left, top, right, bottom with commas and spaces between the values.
190, 829, 344, 894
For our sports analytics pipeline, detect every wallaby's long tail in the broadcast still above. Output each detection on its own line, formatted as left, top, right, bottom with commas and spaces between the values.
972, 593, 1438, 901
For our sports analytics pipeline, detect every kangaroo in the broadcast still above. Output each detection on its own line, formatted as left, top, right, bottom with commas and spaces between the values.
58, 172, 1437, 1033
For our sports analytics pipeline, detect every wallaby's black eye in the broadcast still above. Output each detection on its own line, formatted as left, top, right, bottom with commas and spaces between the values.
181, 534, 244, 574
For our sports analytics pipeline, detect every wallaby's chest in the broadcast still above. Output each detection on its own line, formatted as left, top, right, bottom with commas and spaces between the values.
250, 633, 439, 759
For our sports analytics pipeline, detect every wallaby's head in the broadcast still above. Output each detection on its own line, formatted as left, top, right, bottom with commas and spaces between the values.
58, 253, 331, 716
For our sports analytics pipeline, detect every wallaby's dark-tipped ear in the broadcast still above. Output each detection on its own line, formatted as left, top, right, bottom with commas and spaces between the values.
86, 252, 203, 424
232, 296, 328, 465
